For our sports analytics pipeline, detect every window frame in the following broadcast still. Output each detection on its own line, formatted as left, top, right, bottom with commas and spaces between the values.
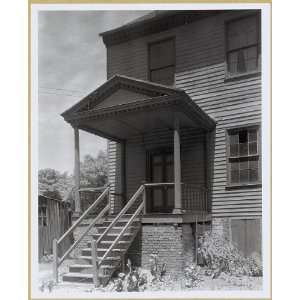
225, 13, 261, 80
148, 37, 176, 86
38, 205, 48, 227
225, 124, 262, 189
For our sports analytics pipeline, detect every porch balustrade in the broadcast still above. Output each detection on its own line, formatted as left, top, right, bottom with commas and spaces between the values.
143, 182, 208, 214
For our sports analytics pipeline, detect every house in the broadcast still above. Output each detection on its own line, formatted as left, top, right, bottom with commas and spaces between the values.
56, 10, 262, 285
38, 194, 73, 260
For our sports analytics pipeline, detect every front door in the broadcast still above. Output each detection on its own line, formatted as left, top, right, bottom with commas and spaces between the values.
149, 151, 174, 213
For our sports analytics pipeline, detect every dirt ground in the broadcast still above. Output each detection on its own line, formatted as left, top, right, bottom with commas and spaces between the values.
38, 261, 262, 295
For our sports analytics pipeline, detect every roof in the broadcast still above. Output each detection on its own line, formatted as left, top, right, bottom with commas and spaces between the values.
61, 74, 184, 118
100, 10, 220, 46
62, 75, 216, 141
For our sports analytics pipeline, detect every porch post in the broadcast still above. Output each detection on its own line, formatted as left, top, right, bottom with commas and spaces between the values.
73, 126, 81, 216
173, 117, 182, 214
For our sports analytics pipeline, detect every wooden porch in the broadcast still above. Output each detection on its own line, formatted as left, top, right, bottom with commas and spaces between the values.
62, 75, 215, 218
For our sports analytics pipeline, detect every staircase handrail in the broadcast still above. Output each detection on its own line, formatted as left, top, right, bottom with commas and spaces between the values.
57, 183, 110, 245
95, 184, 145, 245
96, 201, 144, 265
53, 183, 110, 282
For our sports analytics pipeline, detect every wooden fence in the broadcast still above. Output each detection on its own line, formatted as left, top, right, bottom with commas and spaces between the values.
38, 195, 73, 260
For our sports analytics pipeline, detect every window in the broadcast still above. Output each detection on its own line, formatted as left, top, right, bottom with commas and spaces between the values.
39, 206, 48, 227
227, 126, 260, 186
148, 38, 175, 85
226, 14, 260, 76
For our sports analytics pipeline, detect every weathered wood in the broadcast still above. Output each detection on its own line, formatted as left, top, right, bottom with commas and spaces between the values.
57, 186, 110, 245
105, 10, 262, 218
38, 196, 72, 260
91, 240, 99, 287
53, 239, 58, 283
96, 185, 144, 244
73, 126, 81, 215
173, 117, 182, 213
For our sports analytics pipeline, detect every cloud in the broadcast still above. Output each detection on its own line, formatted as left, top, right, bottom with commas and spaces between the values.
38, 10, 148, 173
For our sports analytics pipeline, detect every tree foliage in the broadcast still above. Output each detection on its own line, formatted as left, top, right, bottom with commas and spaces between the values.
80, 150, 108, 188
38, 150, 108, 201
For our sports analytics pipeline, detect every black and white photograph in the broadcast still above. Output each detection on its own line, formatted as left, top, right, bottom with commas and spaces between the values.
30, 3, 271, 298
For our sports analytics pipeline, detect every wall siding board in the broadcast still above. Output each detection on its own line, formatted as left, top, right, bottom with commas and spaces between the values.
106, 11, 261, 218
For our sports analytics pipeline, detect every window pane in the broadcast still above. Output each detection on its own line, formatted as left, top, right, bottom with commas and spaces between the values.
230, 144, 238, 157
149, 39, 175, 69
249, 169, 259, 182
231, 170, 239, 184
227, 15, 258, 50
150, 66, 174, 85
244, 47, 258, 72
239, 143, 248, 156
248, 129, 257, 142
239, 130, 248, 143
249, 159, 259, 182
228, 51, 238, 73
249, 142, 258, 155
231, 161, 239, 171
240, 169, 249, 183
229, 132, 239, 144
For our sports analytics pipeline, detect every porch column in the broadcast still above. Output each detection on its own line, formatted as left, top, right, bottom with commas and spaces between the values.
173, 117, 182, 214
73, 126, 81, 216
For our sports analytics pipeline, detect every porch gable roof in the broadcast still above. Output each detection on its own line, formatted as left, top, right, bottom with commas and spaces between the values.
62, 75, 215, 141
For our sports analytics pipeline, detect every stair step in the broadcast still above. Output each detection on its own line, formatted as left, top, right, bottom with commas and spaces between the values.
69, 264, 92, 273
91, 232, 133, 238
81, 248, 126, 256
101, 240, 131, 244
62, 272, 109, 284
100, 264, 116, 269
78, 255, 120, 262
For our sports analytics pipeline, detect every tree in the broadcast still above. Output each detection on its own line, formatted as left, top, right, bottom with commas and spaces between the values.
38, 150, 108, 201
38, 168, 72, 200
80, 150, 108, 188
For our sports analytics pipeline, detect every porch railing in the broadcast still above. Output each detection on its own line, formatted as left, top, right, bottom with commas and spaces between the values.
79, 186, 109, 214
52, 183, 111, 283
143, 182, 208, 213
182, 183, 208, 212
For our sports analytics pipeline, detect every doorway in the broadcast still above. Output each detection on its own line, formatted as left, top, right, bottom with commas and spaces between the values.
149, 150, 174, 213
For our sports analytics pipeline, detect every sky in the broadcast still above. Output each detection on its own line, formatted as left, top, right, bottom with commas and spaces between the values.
38, 10, 148, 174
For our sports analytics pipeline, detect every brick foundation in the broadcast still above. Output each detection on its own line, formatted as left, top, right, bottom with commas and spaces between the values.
127, 223, 195, 275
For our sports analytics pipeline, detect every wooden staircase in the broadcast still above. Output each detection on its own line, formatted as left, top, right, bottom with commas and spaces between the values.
62, 215, 141, 285
53, 184, 145, 287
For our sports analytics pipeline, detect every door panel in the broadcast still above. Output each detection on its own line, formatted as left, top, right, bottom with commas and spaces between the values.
149, 151, 174, 213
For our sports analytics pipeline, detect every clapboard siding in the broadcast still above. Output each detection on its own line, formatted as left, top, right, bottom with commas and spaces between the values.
106, 11, 262, 218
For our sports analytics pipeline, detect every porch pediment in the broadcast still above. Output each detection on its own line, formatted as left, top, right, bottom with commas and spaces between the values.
62, 75, 178, 116
62, 75, 215, 141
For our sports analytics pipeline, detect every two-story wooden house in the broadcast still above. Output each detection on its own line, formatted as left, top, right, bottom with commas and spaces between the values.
57, 10, 262, 286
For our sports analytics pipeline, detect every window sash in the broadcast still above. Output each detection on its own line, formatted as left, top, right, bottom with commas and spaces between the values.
226, 14, 260, 75
149, 38, 175, 85
227, 127, 260, 185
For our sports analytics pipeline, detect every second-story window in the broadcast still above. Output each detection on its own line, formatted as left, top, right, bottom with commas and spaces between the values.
226, 14, 260, 76
149, 38, 175, 85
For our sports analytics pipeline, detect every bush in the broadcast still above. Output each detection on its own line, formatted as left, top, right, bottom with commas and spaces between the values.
197, 232, 262, 277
